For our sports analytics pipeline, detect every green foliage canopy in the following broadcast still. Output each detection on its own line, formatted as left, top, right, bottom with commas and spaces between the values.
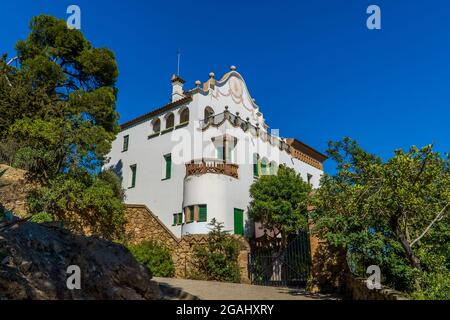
249, 165, 312, 242
0, 15, 124, 237
0, 15, 119, 181
312, 138, 450, 297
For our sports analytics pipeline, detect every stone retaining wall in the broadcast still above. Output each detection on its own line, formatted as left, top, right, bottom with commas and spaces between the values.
124, 204, 250, 283
344, 275, 409, 300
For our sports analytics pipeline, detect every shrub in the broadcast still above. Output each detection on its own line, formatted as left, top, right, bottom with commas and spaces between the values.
29, 212, 54, 223
411, 271, 450, 300
191, 219, 241, 283
128, 240, 174, 277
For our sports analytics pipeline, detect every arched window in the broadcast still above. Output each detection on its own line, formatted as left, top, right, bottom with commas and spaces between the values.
180, 108, 189, 124
152, 118, 161, 133
261, 158, 268, 175
253, 153, 260, 177
165, 113, 174, 129
269, 161, 278, 175
204, 106, 214, 120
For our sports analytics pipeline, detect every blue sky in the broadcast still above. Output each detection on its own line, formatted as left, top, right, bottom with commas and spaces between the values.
2, 0, 449, 173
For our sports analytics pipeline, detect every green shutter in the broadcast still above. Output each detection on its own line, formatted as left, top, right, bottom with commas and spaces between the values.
130, 165, 136, 188
178, 212, 183, 225
253, 154, 259, 177
234, 208, 244, 236
173, 213, 177, 225
189, 206, 195, 222
198, 205, 207, 222
123, 135, 129, 151
165, 154, 172, 179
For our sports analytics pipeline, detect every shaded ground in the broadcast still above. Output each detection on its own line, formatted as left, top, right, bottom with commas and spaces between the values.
155, 277, 341, 300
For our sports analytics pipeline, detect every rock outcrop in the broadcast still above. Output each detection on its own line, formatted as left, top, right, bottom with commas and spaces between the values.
0, 164, 30, 218
0, 220, 160, 300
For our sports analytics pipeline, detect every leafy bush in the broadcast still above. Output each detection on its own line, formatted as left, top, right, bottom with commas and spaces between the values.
411, 271, 450, 300
191, 219, 241, 283
29, 212, 54, 223
27, 169, 125, 240
128, 241, 175, 277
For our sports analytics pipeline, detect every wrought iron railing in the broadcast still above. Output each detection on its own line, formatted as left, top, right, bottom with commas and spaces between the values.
185, 158, 239, 179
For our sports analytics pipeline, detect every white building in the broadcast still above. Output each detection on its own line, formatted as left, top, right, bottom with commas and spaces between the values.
105, 66, 326, 238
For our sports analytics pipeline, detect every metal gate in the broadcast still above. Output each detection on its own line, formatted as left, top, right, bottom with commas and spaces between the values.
248, 231, 312, 287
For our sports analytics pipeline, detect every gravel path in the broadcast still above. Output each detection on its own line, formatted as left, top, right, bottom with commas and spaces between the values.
155, 277, 340, 300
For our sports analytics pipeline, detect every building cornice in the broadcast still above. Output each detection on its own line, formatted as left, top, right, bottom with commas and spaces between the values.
286, 138, 328, 167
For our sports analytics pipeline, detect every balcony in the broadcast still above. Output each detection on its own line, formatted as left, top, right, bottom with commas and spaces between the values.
200, 109, 291, 153
185, 158, 239, 179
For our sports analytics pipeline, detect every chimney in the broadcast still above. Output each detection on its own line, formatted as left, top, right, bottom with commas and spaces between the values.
171, 74, 185, 102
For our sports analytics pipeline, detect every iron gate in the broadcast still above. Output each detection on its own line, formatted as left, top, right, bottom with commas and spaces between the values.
248, 231, 312, 287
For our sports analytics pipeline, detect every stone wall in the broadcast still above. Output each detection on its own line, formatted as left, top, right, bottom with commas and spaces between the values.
124, 204, 250, 283
0, 164, 31, 217
344, 275, 409, 300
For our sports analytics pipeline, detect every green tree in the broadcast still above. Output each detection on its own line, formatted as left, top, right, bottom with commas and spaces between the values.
0, 15, 119, 181
312, 138, 450, 296
0, 15, 124, 237
128, 241, 175, 277
192, 219, 241, 283
249, 165, 312, 247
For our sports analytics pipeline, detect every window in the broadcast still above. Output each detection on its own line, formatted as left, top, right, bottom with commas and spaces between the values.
173, 212, 183, 225
122, 135, 129, 152
152, 119, 161, 133
307, 173, 313, 185
130, 164, 137, 188
253, 153, 260, 177
269, 161, 278, 175
198, 205, 207, 222
261, 158, 268, 175
163, 154, 172, 180
165, 113, 174, 129
180, 108, 189, 124
216, 145, 224, 161
204, 106, 214, 120
183, 205, 207, 223
226, 144, 233, 162
173, 213, 177, 225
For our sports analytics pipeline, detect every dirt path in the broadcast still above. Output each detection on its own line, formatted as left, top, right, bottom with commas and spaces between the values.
155, 277, 340, 300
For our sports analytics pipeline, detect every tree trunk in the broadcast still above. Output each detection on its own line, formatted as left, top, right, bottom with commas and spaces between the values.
390, 215, 421, 270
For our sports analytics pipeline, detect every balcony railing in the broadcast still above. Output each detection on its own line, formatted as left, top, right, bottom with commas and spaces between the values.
200, 109, 291, 153
185, 158, 239, 179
